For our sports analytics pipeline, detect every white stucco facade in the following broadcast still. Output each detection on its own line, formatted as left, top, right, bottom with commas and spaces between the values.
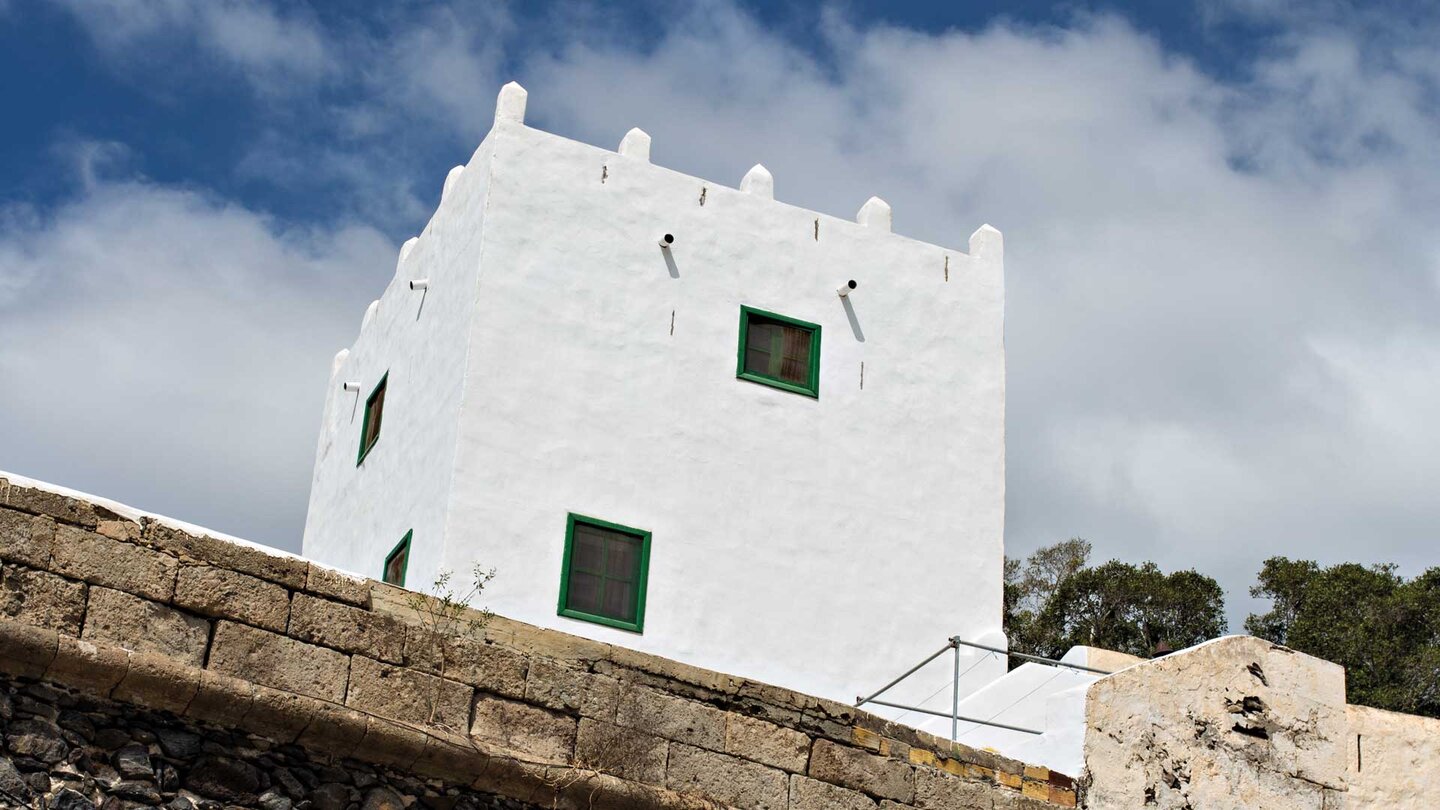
302, 82, 1008, 707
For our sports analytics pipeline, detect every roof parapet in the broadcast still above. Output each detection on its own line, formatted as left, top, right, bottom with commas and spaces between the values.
857, 196, 892, 232
618, 128, 652, 162
441, 165, 465, 203
740, 164, 773, 200
968, 224, 1003, 260
495, 82, 527, 125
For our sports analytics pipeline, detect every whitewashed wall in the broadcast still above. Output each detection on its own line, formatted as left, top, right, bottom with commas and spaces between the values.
304, 83, 1008, 707
302, 137, 497, 592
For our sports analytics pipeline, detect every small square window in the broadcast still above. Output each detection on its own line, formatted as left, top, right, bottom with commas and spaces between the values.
383, 531, 410, 587
357, 373, 388, 465
558, 514, 651, 633
736, 306, 821, 398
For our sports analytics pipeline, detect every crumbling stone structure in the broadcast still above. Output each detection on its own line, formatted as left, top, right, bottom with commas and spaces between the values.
0, 476, 1073, 809
1082, 635, 1440, 809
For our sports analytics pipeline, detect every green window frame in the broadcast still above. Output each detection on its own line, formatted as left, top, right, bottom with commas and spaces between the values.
736, 306, 821, 398
383, 530, 411, 587
357, 372, 388, 465
557, 513, 651, 633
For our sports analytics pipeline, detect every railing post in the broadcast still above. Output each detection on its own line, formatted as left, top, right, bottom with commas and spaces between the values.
951, 642, 960, 741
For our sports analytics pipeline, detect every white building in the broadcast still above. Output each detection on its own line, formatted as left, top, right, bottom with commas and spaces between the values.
302, 82, 1009, 712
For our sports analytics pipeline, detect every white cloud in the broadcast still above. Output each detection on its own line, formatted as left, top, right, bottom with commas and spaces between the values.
0, 166, 391, 547
47, 0, 335, 89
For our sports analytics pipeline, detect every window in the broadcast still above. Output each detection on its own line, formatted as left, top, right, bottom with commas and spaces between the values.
736, 306, 821, 398
357, 373, 388, 465
383, 531, 410, 587
557, 513, 651, 633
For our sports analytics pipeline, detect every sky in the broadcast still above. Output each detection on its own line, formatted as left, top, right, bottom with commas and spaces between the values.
2, 0, 1438, 630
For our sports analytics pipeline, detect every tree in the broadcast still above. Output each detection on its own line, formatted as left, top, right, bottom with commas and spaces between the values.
1004, 540, 1227, 662
1247, 557, 1440, 718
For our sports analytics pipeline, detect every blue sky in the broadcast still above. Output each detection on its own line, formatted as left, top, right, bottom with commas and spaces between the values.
2, 0, 1439, 629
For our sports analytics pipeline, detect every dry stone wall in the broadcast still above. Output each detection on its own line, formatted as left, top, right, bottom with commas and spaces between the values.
0, 674, 535, 810
0, 477, 1073, 810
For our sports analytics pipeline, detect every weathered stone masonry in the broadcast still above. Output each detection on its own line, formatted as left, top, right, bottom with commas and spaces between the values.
0, 477, 1074, 809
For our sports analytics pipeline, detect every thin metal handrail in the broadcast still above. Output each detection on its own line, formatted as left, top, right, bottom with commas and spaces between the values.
862, 698, 1043, 736
950, 637, 1113, 675
854, 636, 1116, 740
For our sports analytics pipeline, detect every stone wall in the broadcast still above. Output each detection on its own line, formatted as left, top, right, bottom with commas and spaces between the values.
0, 475, 1072, 809
1345, 704, 1440, 809
1081, 634, 1440, 809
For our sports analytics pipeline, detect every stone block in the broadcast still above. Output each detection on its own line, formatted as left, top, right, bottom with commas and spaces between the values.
810, 739, 914, 803
143, 522, 307, 588
289, 593, 405, 663
0, 564, 86, 634
790, 774, 879, 810
0, 508, 55, 567
113, 650, 201, 714
207, 620, 349, 702
725, 712, 810, 773
438, 633, 530, 699
1021, 780, 1049, 801
345, 655, 472, 731
524, 656, 617, 717
47, 635, 129, 695
615, 686, 726, 750
174, 564, 291, 632
0, 618, 59, 678
245, 685, 322, 743
413, 734, 488, 781
490, 616, 612, 664
96, 519, 141, 542
575, 717, 668, 785
914, 768, 1004, 809
470, 695, 576, 764
296, 700, 369, 760
187, 669, 256, 728
304, 562, 370, 607
665, 743, 788, 810
607, 645, 744, 697
0, 480, 109, 527
360, 716, 429, 769
50, 525, 177, 601
81, 586, 210, 666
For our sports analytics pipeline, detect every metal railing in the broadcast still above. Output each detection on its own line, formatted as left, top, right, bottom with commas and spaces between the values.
854, 636, 1114, 741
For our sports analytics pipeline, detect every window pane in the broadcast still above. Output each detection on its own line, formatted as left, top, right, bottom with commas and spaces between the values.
777, 327, 812, 383
567, 572, 603, 614
364, 383, 386, 448
384, 546, 406, 585
572, 529, 606, 574
603, 580, 636, 622
744, 348, 772, 375
747, 321, 779, 352
605, 537, 639, 581
744, 316, 813, 384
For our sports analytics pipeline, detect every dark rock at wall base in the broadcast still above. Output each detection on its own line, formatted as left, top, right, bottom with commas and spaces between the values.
186, 756, 262, 803
310, 782, 353, 810
93, 728, 134, 751
361, 786, 406, 810
8, 718, 70, 763
156, 729, 203, 760
111, 779, 163, 803
114, 743, 153, 779
1, 675, 541, 810
50, 787, 99, 810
